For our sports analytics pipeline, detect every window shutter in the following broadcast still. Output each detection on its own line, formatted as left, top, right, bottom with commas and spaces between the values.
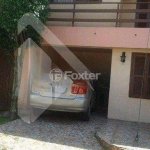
129, 53, 146, 98
129, 53, 150, 99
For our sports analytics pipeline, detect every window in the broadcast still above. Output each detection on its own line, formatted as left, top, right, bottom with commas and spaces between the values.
129, 53, 150, 99
136, 0, 150, 28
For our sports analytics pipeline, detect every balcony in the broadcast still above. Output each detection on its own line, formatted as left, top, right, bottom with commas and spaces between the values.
48, 1, 150, 28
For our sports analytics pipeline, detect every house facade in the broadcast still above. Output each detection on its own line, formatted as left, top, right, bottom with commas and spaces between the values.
42, 0, 150, 123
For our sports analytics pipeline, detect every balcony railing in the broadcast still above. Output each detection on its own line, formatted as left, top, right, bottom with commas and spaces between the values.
48, 2, 150, 27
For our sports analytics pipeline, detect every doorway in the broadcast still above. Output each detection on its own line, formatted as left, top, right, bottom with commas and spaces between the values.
70, 47, 112, 115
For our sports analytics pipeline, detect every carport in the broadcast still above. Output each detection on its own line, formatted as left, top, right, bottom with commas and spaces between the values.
42, 45, 112, 115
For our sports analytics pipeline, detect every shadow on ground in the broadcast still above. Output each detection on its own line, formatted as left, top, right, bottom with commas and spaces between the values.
0, 111, 105, 150
0, 110, 150, 150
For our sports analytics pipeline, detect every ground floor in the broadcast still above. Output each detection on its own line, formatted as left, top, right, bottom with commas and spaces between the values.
41, 45, 150, 123
41, 26, 150, 123
17, 26, 150, 124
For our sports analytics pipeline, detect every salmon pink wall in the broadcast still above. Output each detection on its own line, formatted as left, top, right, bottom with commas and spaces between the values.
42, 26, 150, 49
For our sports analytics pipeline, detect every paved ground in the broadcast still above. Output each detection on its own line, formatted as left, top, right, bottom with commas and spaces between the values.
0, 111, 104, 150
1, 111, 150, 150
97, 118, 150, 150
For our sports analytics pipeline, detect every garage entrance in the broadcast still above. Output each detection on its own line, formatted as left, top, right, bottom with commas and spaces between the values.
42, 46, 112, 115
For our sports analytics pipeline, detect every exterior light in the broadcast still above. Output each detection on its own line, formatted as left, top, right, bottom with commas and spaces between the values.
120, 52, 126, 63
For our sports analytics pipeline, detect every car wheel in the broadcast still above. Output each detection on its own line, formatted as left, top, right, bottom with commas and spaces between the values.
90, 92, 97, 112
90, 100, 97, 112
81, 105, 90, 121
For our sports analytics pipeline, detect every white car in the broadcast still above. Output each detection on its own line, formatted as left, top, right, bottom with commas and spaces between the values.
30, 71, 96, 121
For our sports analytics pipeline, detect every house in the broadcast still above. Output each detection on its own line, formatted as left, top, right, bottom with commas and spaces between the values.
40, 0, 150, 123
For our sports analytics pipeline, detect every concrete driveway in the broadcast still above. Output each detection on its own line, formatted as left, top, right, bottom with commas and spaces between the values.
0, 111, 104, 150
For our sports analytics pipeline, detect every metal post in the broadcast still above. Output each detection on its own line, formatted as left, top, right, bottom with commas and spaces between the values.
72, 3, 76, 27
115, 3, 119, 27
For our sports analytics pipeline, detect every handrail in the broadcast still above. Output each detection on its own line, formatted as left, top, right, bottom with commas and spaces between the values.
49, 2, 150, 27
50, 1, 150, 4
48, 18, 150, 23
50, 9, 150, 13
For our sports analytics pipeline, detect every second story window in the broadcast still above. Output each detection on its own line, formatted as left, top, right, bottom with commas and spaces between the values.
136, 0, 150, 28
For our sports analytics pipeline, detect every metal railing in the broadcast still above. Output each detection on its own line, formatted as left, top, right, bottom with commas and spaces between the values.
48, 2, 150, 27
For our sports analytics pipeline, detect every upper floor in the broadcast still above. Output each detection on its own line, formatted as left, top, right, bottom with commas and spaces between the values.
48, 0, 150, 28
